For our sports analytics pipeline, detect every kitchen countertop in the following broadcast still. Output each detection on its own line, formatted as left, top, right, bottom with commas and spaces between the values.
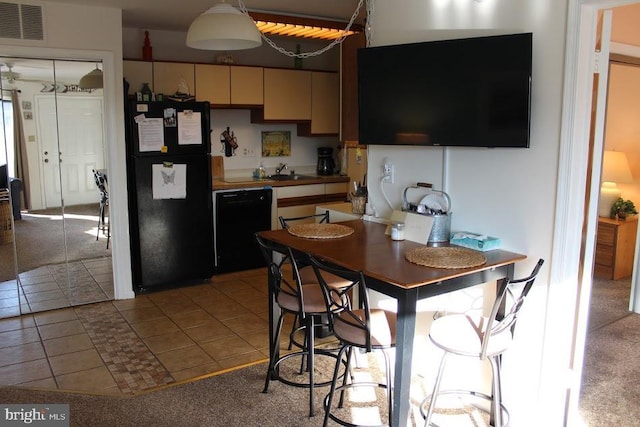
213, 174, 350, 190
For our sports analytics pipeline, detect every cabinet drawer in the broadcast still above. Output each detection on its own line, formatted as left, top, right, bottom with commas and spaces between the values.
596, 224, 615, 246
594, 264, 613, 279
276, 184, 324, 199
594, 244, 614, 267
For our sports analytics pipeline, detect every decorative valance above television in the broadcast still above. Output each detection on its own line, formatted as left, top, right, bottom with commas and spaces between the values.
358, 33, 533, 148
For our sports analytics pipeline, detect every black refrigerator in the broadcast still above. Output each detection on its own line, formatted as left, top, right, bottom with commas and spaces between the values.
125, 99, 214, 293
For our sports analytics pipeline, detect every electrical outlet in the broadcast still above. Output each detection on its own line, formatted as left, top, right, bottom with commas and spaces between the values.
383, 162, 394, 184
241, 147, 257, 157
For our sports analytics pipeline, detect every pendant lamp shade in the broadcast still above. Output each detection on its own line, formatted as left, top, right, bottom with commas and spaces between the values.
79, 67, 103, 89
187, 2, 262, 51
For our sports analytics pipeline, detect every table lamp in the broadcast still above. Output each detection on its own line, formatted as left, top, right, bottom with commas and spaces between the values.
599, 150, 633, 217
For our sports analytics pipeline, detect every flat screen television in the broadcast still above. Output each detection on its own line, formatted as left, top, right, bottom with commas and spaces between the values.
358, 33, 532, 148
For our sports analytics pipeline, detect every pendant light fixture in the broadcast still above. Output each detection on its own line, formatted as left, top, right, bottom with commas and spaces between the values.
186, 1, 262, 51
79, 65, 103, 89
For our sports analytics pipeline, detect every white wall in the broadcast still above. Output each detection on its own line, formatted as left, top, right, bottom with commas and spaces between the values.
366, 0, 565, 425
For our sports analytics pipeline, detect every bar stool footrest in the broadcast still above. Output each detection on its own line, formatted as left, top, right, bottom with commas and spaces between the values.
269, 349, 345, 389
323, 381, 391, 427
419, 389, 510, 427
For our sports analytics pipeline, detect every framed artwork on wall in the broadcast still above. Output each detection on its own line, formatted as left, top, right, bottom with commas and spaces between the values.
261, 131, 291, 157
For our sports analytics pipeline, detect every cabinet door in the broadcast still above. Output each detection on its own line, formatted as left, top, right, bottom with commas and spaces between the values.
195, 64, 230, 105
231, 66, 263, 105
123, 60, 153, 95
311, 71, 339, 134
341, 32, 365, 143
153, 62, 195, 96
263, 68, 311, 120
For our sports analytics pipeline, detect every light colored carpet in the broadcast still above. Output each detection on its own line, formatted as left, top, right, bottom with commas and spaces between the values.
579, 277, 640, 426
0, 203, 111, 282
0, 354, 493, 427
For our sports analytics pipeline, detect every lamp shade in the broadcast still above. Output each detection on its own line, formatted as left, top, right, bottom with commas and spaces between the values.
602, 150, 633, 184
79, 67, 103, 89
186, 3, 262, 51
599, 150, 634, 217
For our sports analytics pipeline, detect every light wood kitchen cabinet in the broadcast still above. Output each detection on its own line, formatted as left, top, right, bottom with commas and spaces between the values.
274, 182, 348, 229
123, 60, 153, 95
594, 217, 638, 280
153, 61, 195, 97
195, 64, 230, 105
298, 71, 339, 135
263, 68, 311, 121
230, 66, 263, 106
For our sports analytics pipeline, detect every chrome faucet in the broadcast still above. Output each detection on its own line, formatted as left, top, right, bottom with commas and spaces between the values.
275, 163, 288, 175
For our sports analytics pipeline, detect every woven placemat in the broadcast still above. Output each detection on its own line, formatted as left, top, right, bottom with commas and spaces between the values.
287, 223, 354, 239
405, 246, 486, 269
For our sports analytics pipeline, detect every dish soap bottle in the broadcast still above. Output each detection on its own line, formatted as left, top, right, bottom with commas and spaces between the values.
254, 162, 266, 179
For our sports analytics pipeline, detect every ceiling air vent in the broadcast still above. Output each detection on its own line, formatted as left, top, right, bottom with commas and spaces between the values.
0, 2, 44, 41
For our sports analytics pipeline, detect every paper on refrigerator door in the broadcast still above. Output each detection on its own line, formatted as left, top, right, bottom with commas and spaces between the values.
177, 111, 202, 145
138, 117, 164, 152
152, 164, 187, 199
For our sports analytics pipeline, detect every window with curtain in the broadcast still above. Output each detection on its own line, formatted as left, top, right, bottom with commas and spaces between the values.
0, 99, 15, 176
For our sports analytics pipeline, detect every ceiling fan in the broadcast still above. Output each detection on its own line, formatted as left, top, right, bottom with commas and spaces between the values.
1, 62, 70, 92
0, 63, 21, 83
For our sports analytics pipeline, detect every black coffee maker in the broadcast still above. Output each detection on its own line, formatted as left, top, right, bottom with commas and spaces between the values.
316, 147, 335, 176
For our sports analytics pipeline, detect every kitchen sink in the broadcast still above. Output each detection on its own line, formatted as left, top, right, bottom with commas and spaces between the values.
267, 174, 315, 181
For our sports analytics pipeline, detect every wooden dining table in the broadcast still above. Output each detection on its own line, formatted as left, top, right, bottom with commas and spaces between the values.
258, 219, 526, 426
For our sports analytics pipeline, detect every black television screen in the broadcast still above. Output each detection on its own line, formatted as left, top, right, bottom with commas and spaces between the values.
358, 33, 532, 148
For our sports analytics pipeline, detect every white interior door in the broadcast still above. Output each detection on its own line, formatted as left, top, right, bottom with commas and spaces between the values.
36, 95, 104, 208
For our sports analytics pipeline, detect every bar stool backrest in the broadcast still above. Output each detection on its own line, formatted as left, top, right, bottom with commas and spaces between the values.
480, 258, 545, 359
255, 233, 311, 320
279, 210, 330, 229
307, 254, 376, 352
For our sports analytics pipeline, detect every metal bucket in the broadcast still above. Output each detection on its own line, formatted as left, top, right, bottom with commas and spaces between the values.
427, 212, 451, 244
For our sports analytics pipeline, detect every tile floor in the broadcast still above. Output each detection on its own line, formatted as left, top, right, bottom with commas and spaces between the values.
0, 267, 287, 396
0, 257, 114, 318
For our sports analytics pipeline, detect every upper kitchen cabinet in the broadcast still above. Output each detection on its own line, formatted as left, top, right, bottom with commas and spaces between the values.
153, 62, 195, 97
298, 71, 339, 136
195, 64, 231, 105
123, 60, 153, 95
341, 33, 366, 143
261, 68, 312, 121
230, 66, 263, 106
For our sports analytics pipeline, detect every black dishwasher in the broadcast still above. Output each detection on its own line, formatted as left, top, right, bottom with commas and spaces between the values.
214, 188, 272, 274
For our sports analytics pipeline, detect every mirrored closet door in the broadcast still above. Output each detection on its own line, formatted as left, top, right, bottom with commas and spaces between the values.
0, 57, 113, 319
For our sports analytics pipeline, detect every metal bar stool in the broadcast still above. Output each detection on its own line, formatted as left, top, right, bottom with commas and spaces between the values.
420, 259, 544, 427
92, 169, 110, 249
279, 210, 351, 348
256, 234, 347, 417
308, 254, 396, 427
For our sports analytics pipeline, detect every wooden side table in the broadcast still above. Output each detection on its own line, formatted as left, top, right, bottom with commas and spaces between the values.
0, 189, 12, 244
594, 216, 638, 280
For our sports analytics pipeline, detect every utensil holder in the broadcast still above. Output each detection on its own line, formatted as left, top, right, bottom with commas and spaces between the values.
350, 195, 366, 215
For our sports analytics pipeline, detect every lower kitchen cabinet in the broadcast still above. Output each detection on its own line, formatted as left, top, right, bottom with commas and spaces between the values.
594, 216, 638, 280
274, 182, 348, 229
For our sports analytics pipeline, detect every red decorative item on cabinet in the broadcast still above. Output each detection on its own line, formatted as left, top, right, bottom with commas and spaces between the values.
142, 31, 153, 61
